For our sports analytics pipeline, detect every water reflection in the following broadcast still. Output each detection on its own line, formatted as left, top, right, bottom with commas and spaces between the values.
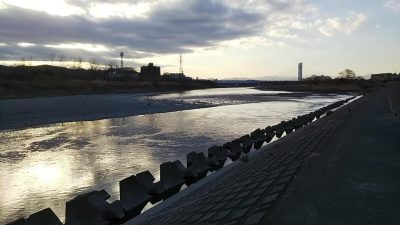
0, 92, 350, 224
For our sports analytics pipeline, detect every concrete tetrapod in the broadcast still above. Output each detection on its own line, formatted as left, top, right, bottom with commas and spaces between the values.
240, 134, 254, 153
65, 190, 124, 225
223, 139, 243, 160
264, 126, 275, 143
160, 160, 195, 199
208, 146, 228, 171
284, 121, 294, 134
250, 128, 266, 149
136, 171, 164, 204
273, 124, 285, 138
119, 175, 155, 220
186, 152, 210, 185
6, 208, 62, 225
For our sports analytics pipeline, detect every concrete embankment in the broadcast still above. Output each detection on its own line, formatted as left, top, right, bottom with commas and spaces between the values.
5, 93, 355, 224
126, 84, 400, 225
123, 99, 362, 224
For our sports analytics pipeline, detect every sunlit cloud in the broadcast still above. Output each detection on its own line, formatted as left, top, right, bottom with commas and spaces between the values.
268, 29, 298, 39
384, 0, 400, 13
17, 42, 35, 47
45, 43, 111, 52
291, 21, 312, 30
317, 13, 367, 37
0, 43, 6, 46
1, 0, 84, 16
88, 2, 152, 18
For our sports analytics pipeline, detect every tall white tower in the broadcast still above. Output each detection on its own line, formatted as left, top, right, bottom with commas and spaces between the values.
298, 62, 303, 81
120, 51, 124, 69
179, 53, 184, 75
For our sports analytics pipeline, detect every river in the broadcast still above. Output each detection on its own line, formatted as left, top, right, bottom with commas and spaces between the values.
0, 88, 351, 224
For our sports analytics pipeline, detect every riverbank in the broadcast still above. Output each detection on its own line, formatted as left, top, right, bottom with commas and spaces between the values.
0, 92, 210, 130
0, 64, 217, 99
257, 79, 375, 93
0, 88, 345, 131
0, 79, 216, 99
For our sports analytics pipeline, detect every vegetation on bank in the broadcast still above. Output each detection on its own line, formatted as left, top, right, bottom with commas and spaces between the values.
0, 65, 217, 99
258, 79, 376, 93
260, 69, 377, 93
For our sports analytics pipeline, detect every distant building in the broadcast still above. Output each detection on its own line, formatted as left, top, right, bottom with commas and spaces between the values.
371, 73, 398, 81
162, 72, 190, 80
298, 62, 303, 81
107, 67, 138, 80
140, 63, 160, 80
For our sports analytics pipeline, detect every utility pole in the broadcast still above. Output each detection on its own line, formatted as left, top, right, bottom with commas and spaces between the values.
120, 51, 124, 69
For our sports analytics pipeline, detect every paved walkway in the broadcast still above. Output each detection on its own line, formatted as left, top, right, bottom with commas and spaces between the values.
271, 85, 400, 225
125, 85, 400, 225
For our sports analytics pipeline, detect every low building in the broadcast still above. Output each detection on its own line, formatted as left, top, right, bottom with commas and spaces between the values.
139, 63, 160, 80
107, 67, 138, 80
162, 72, 191, 80
371, 73, 398, 81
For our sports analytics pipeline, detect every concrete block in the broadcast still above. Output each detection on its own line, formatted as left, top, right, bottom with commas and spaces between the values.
186, 152, 210, 185
27, 208, 62, 225
226, 139, 243, 160
119, 175, 153, 218
65, 190, 124, 225
240, 135, 253, 153
208, 146, 227, 170
160, 160, 191, 199
136, 171, 164, 204
250, 129, 265, 149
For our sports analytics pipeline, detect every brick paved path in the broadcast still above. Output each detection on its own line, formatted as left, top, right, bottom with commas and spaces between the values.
125, 95, 366, 225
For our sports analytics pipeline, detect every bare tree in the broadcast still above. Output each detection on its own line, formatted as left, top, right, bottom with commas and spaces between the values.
26, 56, 33, 66
70, 56, 83, 69
106, 60, 118, 69
48, 53, 56, 65
58, 54, 67, 67
89, 58, 100, 71
14, 57, 32, 66
17, 57, 27, 66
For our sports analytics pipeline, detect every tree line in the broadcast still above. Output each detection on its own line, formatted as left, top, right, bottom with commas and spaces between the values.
13, 53, 122, 71
305, 69, 365, 81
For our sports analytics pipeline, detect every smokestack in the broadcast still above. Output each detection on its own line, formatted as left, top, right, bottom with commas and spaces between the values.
298, 62, 303, 81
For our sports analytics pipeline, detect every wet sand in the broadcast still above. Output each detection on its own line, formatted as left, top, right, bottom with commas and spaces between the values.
0, 88, 329, 130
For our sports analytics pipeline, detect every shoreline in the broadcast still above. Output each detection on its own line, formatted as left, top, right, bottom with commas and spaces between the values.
0, 88, 351, 131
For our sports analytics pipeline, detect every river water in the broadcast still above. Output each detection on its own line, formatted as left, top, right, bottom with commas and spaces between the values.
0, 88, 351, 223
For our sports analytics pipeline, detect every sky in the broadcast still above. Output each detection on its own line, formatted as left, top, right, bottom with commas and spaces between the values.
0, 0, 399, 80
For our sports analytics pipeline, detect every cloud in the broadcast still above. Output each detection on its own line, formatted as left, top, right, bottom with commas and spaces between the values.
0, 0, 266, 60
1, 0, 85, 16
318, 13, 366, 37
0, 0, 319, 63
384, 0, 400, 13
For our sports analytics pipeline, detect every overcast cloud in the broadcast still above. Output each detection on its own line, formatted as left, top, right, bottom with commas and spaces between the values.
0, 0, 327, 62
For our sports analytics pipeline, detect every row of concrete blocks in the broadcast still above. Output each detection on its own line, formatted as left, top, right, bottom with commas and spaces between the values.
7, 96, 357, 225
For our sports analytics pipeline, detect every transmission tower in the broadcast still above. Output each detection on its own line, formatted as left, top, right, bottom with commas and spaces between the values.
179, 53, 184, 75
